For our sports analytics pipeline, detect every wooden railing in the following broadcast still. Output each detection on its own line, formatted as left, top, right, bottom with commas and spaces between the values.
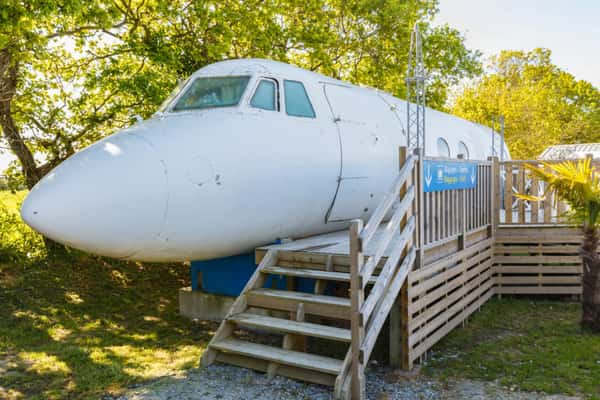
348, 147, 417, 399
421, 157, 493, 246
498, 160, 571, 225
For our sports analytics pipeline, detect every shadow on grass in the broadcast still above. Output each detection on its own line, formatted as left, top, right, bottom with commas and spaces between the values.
0, 250, 217, 399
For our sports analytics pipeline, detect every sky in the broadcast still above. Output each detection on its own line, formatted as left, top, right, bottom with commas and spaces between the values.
435, 0, 600, 88
1, 1, 599, 174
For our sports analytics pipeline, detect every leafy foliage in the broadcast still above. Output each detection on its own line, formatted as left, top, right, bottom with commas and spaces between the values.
1, 0, 481, 187
518, 158, 600, 228
452, 48, 600, 159
0, 191, 45, 262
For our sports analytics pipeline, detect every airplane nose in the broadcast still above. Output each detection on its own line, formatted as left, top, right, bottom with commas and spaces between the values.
20, 132, 168, 259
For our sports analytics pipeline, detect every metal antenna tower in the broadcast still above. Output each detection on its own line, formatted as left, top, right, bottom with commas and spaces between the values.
406, 23, 426, 151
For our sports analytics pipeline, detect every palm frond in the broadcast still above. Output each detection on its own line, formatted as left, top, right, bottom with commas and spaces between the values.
520, 158, 600, 228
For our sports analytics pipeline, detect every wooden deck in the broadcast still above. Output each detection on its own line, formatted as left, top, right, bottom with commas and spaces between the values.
202, 150, 587, 400
257, 224, 404, 258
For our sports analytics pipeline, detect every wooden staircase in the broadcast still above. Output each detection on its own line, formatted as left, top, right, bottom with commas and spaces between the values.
201, 250, 356, 397
201, 148, 418, 400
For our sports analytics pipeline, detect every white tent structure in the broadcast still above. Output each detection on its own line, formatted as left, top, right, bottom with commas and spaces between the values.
539, 143, 600, 160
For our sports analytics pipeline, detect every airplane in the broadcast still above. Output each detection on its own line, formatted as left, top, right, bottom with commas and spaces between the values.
20, 58, 509, 262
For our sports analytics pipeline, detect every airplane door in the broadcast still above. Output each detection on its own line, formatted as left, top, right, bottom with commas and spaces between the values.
324, 83, 397, 222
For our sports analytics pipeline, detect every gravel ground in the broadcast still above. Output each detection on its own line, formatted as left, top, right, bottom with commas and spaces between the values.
113, 364, 582, 400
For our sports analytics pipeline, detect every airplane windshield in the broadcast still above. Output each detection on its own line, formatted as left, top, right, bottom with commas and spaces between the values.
171, 76, 250, 111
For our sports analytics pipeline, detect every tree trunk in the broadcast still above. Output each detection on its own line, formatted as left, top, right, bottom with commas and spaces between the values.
0, 48, 63, 253
0, 48, 42, 189
580, 225, 600, 332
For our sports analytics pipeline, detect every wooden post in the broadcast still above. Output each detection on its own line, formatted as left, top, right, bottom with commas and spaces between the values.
400, 283, 411, 370
504, 162, 513, 224
458, 154, 466, 249
543, 165, 552, 223
389, 147, 412, 368
517, 165, 525, 223
531, 169, 539, 224
490, 157, 499, 235
415, 147, 425, 270
389, 147, 408, 368
350, 219, 365, 399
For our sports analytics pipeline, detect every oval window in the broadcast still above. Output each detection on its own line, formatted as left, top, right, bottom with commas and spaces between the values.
436, 137, 450, 158
458, 141, 470, 159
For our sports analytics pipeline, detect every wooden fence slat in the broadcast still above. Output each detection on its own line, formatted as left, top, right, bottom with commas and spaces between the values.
504, 162, 513, 224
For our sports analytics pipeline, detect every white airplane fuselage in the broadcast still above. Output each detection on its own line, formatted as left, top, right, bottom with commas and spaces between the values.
21, 59, 509, 261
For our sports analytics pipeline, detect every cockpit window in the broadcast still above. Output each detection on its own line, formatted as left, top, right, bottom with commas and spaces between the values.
284, 80, 316, 118
251, 79, 278, 111
172, 76, 250, 111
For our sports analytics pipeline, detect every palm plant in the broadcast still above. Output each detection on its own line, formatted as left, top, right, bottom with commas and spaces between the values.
519, 157, 600, 332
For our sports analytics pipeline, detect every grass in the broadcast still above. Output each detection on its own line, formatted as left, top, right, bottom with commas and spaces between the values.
425, 298, 600, 399
0, 191, 215, 399
2, 190, 600, 399
0, 190, 26, 210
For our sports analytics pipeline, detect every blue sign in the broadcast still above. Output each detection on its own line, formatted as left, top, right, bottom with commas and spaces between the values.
423, 160, 477, 192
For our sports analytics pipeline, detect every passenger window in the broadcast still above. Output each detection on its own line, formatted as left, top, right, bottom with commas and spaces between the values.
284, 80, 316, 118
436, 137, 451, 158
251, 79, 278, 111
458, 141, 470, 159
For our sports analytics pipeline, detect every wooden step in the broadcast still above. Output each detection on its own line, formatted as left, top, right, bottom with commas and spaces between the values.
246, 288, 351, 320
212, 338, 344, 375
230, 312, 351, 342
263, 266, 377, 284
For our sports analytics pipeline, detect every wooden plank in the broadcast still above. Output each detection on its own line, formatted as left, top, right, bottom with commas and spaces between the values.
359, 248, 414, 363
493, 265, 581, 274
334, 349, 352, 399
497, 226, 581, 235
543, 169, 552, 223
263, 266, 369, 284
409, 278, 494, 346
247, 289, 350, 320
201, 249, 278, 367
361, 154, 414, 247
496, 286, 582, 295
495, 236, 583, 244
410, 238, 493, 283
494, 255, 581, 264
410, 251, 492, 306
212, 338, 343, 375
349, 219, 366, 399
493, 158, 501, 232
494, 245, 580, 253
410, 269, 493, 330
530, 173, 539, 223
409, 288, 494, 363
496, 276, 581, 285
230, 312, 351, 342
361, 191, 414, 285
504, 162, 513, 224
360, 233, 416, 326
517, 164, 525, 223
409, 256, 492, 313
314, 255, 333, 295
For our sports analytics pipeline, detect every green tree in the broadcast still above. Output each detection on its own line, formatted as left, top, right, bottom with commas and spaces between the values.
1, 0, 481, 190
520, 158, 600, 332
452, 48, 600, 160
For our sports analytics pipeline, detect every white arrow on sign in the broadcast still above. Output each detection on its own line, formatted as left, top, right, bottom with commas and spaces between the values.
425, 163, 432, 187
470, 166, 476, 184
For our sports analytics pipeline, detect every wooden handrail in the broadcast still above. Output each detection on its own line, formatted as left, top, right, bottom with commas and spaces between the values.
349, 146, 417, 399
360, 154, 414, 247
360, 247, 416, 363
360, 187, 415, 288
360, 216, 415, 325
